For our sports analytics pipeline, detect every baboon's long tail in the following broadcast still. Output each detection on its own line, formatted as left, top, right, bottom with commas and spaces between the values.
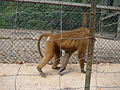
38, 33, 51, 58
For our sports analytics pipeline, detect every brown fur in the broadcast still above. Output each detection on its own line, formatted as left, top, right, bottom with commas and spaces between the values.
37, 27, 91, 77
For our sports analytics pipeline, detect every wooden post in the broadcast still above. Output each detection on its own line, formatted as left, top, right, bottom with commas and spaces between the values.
82, 0, 87, 27
85, 0, 97, 90
117, 13, 120, 38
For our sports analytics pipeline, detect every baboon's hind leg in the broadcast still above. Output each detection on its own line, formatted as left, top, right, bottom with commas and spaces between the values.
52, 48, 62, 70
37, 42, 55, 77
58, 52, 72, 76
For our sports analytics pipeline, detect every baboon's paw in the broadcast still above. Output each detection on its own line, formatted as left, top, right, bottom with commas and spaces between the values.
81, 70, 86, 74
58, 71, 63, 76
37, 66, 47, 77
52, 67, 60, 70
40, 72, 47, 78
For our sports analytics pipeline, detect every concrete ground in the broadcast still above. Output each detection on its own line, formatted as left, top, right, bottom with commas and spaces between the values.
0, 63, 120, 90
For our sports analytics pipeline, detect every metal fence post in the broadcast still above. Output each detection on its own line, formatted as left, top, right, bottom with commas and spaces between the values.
85, 0, 97, 90
82, 0, 87, 27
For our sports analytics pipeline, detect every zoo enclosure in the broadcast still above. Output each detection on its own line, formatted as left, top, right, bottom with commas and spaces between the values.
0, 0, 120, 90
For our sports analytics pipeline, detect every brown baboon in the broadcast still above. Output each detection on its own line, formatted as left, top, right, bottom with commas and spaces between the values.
37, 27, 92, 77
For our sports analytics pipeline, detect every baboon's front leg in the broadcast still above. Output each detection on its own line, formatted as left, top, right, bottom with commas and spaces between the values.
58, 52, 72, 76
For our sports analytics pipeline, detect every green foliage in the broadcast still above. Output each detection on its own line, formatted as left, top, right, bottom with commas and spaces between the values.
0, 0, 101, 31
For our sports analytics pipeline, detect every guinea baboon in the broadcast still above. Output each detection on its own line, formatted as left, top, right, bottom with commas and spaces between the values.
37, 27, 92, 77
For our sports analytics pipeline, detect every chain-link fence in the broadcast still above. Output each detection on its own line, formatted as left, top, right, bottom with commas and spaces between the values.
0, 0, 120, 64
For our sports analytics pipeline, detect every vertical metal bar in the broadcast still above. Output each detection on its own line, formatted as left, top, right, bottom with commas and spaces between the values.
117, 12, 120, 38
82, 0, 87, 27
85, 0, 97, 90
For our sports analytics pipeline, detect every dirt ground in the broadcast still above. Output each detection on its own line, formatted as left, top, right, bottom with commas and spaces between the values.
0, 63, 120, 90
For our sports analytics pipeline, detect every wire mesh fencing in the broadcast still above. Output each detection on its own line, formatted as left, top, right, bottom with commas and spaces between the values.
0, 0, 120, 64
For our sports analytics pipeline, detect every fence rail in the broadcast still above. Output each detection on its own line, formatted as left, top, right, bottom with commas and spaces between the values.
2, 0, 120, 11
